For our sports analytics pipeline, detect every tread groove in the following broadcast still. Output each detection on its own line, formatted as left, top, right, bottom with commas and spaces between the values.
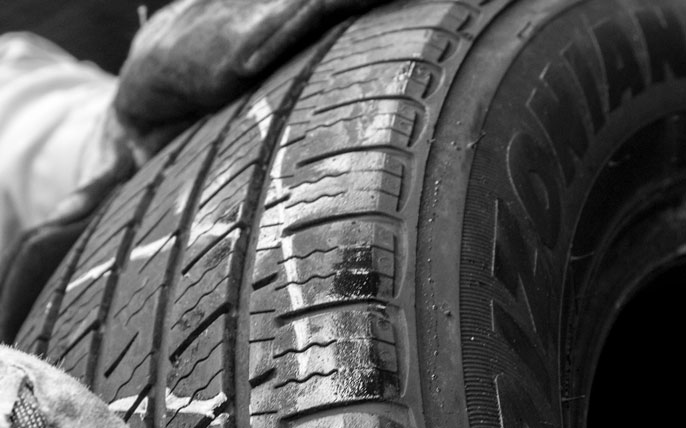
252, 273, 279, 291
288, 168, 402, 191
169, 340, 224, 392
105, 332, 139, 378
278, 247, 338, 263
313, 95, 425, 116
284, 191, 347, 209
198, 159, 260, 207
148, 129, 231, 425
264, 193, 292, 210
273, 272, 337, 290
276, 299, 389, 327
87, 130, 200, 387
272, 339, 337, 358
331, 57, 442, 78
113, 353, 152, 407
282, 212, 402, 237
181, 223, 246, 275
122, 384, 152, 422
58, 321, 98, 361
169, 303, 230, 364
170, 278, 230, 329
30, 193, 116, 355
274, 369, 339, 388
239, 20, 363, 427
295, 145, 413, 168
166, 369, 224, 425
249, 367, 276, 388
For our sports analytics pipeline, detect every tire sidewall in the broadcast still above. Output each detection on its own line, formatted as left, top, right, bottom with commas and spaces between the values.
423, 0, 686, 426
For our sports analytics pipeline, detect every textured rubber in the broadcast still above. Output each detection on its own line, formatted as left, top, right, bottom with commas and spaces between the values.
14, 0, 686, 427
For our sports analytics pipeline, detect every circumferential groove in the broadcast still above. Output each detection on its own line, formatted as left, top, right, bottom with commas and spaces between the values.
147, 138, 228, 425
237, 18, 362, 428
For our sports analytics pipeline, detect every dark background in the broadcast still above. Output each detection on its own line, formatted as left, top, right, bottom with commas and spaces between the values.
0, 0, 169, 73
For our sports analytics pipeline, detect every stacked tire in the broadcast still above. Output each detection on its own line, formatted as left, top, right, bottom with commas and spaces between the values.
14, 0, 686, 427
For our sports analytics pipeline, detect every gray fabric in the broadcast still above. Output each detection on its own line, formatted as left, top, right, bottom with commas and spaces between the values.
1, 345, 128, 428
9, 377, 47, 428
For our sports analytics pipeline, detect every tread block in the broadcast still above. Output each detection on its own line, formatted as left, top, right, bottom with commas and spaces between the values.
250, 368, 400, 416
186, 168, 252, 249
289, 152, 404, 188
294, 413, 406, 428
98, 136, 212, 403
250, 244, 395, 317
249, 414, 280, 428
280, 101, 418, 177
244, 3, 477, 425
201, 129, 261, 205
165, 315, 228, 428
274, 310, 395, 356
339, 2, 469, 41
170, 231, 242, 345
57, 329, 96, 383
287, 171, 402, 205
317, 35, 445, 73
302, 60, 437, 110
67, 227, 128, 290
273, 339, 398, 386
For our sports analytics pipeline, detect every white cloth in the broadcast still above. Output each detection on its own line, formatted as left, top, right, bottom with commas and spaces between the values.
0, 33, 116, 249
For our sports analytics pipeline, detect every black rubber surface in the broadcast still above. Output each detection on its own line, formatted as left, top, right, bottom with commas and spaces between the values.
14, 1, 686, 427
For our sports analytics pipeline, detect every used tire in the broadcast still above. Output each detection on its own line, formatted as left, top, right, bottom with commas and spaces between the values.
13, 0, 686, 427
